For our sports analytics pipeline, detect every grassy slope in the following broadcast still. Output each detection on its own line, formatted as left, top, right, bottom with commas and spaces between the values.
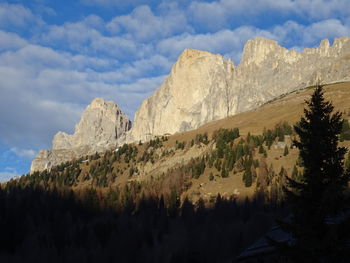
160, 82, 350, 201
15, 82, 350, 203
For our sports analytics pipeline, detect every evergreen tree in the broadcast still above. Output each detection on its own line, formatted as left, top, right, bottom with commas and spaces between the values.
275, 86, 350, 262
258, 145, 264, 154
243, 159, 253, 187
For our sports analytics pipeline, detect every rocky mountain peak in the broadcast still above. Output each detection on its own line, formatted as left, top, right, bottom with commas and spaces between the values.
333, 36, 350, 50
31, 98, 131, 173
32, 36, 350, 172
125, 36, 350, 144
179, 48, 213, 61
175, 49, 234, 72
241, 37, 283, 66
52, 97, 131, 150
126, 48, 235, 143
89, 97, 112, 109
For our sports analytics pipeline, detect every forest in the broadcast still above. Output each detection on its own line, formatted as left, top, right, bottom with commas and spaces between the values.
1, 87, 350, 262
0, 183, 288, 263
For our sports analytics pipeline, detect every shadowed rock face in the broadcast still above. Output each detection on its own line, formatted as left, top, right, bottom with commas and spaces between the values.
30, 98, 131, 173
124, 36, 350, 143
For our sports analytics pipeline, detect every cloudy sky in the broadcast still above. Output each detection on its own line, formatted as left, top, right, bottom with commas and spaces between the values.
0, 0, 349, 181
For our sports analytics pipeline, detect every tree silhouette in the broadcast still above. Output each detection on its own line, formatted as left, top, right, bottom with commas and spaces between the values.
275, 85, 350, 262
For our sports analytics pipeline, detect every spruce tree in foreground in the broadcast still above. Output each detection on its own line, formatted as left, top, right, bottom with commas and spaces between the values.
275, 85, 350, 262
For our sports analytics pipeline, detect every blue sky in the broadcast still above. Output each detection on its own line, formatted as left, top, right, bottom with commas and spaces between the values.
0, 0, 349, 181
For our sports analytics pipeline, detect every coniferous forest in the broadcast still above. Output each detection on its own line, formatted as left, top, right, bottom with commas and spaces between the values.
1, 86, 350, 263
0, 183, 288, 263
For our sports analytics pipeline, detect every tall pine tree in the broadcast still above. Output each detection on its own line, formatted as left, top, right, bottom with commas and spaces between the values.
275, 85, 350, 262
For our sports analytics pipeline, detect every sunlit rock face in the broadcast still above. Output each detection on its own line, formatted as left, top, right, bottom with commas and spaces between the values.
125, 36, 350, 143
31, 98, 131, 173
31, 36, 350, 172
126, 49, 236, 143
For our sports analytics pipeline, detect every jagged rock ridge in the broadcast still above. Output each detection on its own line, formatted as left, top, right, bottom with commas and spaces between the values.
31, 98, 131, 173
126, 49, 235, 143
125, 36, 350, 143
31, 36, 350, 172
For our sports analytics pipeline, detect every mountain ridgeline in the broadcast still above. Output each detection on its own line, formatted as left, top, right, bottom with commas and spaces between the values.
25, 82, 350, 204
8, 82, 350, 263
31, 36, 350, 173
9, 36, 350, 263
127, 36, 350, 142
7, 84, 350, 262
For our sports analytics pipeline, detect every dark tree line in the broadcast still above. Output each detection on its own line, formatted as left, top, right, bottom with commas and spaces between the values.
0, 183, 288, 263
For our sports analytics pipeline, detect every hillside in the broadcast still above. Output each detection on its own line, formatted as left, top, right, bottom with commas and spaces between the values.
3, 82, 350, 263
31, 36, 350, 172
11, 82, 350, 205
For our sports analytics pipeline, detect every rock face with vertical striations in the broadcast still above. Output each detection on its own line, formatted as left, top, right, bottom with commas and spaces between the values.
126, 49, 236, 142
30, 98, 131, 173
124, 36, 350, 143
31, 36, 350, 172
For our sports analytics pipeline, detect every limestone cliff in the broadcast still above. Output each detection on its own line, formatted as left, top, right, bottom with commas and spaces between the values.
31, 36, 350, 172
126, 49, 235, 142
31, 98, 131, 172
125, 36, 350, 142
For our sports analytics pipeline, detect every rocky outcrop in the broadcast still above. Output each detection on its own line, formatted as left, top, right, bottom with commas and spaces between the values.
125, 36, 350, 142
125, 49, 235, 142
31, 36, 350, 172
31, 98, 131, 173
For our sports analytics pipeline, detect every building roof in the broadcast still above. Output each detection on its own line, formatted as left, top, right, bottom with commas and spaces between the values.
237, 226, 291, 261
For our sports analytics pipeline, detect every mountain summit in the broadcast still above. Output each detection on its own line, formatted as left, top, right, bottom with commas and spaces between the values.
53, 98, 131, 150
31, 98, 131, 172
124, 36, 350, 143
31, 36, 350, 172
126, 48, 235, 143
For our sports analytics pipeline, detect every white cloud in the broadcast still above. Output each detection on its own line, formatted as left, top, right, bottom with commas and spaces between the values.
189, 0, 350, 31
106, 5, 192, 42
0, 30, 28, 51
10, 148, 37, 159
0, 171, 18, 182
271, 19, 350, 47
294, 0, 350, 20
0, 0, 349, 163
157, 27, 275, 63
302, 19, 350, 45
0, 32, 167, 149
0, 167, 22, 182
41, 21, 101, 51
117, 75, 165, 94
0, 3, 38, 28
40, 16, 154, 60
81, 14, 105, 30
90, 35, 143, 59
81, 0, 158, 8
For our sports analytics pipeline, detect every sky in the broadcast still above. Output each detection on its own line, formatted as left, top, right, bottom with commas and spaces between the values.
0, 0, 349, 181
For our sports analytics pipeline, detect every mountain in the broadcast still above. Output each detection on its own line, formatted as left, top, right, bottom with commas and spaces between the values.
30, 98, 131, 172
24, 81, 350, 203
31, 36, 350, 172
7, 82, 350, 263
126, 37, 350, 142
125, 49, 235, 143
